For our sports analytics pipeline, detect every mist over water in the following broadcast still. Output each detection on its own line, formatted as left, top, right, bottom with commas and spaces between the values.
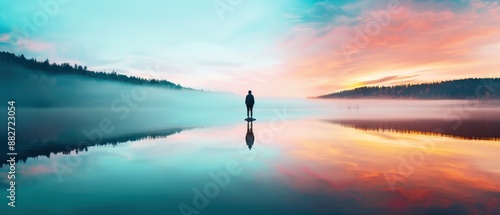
1, 97, 500, 214
2, 97, 499, 162
2, 64, 500, 214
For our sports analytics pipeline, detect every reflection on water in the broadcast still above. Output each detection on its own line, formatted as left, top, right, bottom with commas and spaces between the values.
0, 128, 187, 167
1, 100, 500, 214
329, 119, 500, 140
245, 121, 254, 150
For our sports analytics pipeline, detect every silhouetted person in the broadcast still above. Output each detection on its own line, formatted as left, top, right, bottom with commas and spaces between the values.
246, 121, 254, 150
245, 90, 255, 118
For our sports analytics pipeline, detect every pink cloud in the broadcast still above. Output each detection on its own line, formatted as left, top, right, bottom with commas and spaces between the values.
276, 0, 500, 96
0, 34, 10, 42
16, 38, 55, 53
20, 165, 53, 176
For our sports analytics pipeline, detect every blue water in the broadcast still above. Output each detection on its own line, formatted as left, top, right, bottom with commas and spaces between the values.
2, 100, 500, 214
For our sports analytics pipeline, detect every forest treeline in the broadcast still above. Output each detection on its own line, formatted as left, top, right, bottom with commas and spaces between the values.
317, 78, 500, 99
0, 51, 190, 90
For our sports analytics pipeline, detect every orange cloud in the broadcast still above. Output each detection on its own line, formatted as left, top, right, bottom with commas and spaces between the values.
277, 0, 500, 97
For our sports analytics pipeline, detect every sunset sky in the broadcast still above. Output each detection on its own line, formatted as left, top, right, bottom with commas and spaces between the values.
1, 0, 500, 97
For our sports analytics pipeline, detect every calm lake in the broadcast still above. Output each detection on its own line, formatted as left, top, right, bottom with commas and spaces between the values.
1, 99, 500, 215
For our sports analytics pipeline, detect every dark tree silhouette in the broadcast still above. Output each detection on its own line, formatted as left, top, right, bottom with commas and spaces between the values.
0, 51, 192, 90
316, 78, 500, 99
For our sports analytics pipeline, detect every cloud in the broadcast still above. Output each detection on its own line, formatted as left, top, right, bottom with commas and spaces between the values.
287, 0, 361, 29
301, 1, 351, 23
197, 60, 243, 68
359, 75, 418, 86
275, 0, 500, 96
2, 0, 500, 97
15, 38, 54, 52
0, 33, 9, 43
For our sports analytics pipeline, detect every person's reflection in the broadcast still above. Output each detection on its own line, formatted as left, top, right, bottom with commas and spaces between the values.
245, 121, 254, 150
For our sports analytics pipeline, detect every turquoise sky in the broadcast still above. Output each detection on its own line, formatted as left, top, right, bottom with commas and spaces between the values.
1, 0, 500, 97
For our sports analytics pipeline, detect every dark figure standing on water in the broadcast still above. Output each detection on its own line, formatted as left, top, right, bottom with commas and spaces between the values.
245, 90, 255, 118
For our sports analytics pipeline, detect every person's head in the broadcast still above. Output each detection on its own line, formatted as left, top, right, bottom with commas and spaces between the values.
248, 90, 252, 94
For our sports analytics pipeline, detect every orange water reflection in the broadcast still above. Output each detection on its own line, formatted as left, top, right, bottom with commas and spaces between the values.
270, 119, 500, 214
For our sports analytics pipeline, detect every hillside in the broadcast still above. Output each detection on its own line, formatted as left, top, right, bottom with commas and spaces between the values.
0, 51, 189, 90
316, 78, 500, 99
0, 51, 241, 108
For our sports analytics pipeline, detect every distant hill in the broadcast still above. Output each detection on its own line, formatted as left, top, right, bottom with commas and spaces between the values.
0, 51, 190, 90
1, 51, 242, 108
316, 78, 500, 99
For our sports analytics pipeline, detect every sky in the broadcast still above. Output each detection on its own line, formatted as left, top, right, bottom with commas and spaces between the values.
1, 0, 500, 97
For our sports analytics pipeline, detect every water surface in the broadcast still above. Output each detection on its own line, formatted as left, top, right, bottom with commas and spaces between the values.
1, 99, 500, 215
